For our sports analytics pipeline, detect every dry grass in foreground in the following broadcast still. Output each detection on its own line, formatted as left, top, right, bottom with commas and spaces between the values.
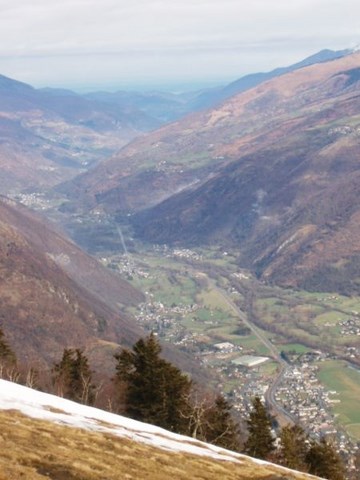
0, 410, 316, 480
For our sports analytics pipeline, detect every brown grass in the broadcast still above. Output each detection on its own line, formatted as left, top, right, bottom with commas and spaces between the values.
0, 410, 315, 480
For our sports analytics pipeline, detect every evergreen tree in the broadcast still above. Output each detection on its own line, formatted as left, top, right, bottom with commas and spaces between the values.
243, 396, 275, 460
0, 326, 18, 380
53, 348, 95, 405
114, 334, 192, 433
279, 424, 309, 471
305, 438, 346, 480
0, 327, 16, 366
202, 394, 241, 451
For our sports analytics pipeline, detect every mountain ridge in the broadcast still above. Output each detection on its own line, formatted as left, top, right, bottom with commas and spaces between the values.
192, 47, 352, 109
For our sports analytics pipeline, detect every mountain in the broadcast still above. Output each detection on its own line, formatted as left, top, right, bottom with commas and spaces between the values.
0, 197, 206, 377
84, 89, 200, 124
63, 51, 360, 294
0, 379, 316, 480
0, 50, 347, 195
191, 48, 352, 109
0, 75, 187, 194
131, 53, 360, 293
0, 195, 145, 369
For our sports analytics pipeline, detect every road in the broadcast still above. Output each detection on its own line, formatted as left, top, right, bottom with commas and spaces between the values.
207, 278, 297, 425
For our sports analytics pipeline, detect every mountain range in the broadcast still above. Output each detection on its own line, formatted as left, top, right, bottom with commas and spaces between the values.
1, 48, 360, 369
192, 48, 352, 109
0, 75, 202, 194
0, 48, 358, 477
0, 47, 351, 195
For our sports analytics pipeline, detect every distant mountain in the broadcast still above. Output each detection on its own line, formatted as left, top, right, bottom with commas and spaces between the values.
0, 50, 348, 195
0, 379, 315, 480
84, 89, 199, 124
0, 74, 188, 194
192, 48, 352, 109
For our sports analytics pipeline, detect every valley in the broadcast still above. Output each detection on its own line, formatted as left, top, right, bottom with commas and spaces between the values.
45, 205, 359, 459
1, 48, 360, 478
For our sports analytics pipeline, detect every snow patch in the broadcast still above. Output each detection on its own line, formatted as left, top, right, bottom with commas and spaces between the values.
0, 379, 318, 477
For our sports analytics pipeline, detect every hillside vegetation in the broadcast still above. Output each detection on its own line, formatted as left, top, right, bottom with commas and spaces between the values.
0, 380, 317, 480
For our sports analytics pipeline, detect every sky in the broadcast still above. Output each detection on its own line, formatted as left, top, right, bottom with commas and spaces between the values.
0, 0, 359, 92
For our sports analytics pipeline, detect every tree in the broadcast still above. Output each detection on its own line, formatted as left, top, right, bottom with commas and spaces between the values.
0, 327, 18, 381
306, 438, 346, 480
278, 424, 309, 471
53, 348, 95, 405
202, 394, 241, 451
243, 396, 275, 460
114, 334, 192, 433
0, 327, 16, 365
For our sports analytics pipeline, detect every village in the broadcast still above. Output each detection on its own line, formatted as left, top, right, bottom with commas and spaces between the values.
131, 291, 358, 460
339, 317, 360, 336
89, 247, 360, 472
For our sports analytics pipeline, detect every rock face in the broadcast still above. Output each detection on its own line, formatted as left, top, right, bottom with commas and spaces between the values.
65, 51, 360, 293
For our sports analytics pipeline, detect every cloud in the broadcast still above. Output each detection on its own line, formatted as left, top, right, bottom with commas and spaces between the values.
0, 0, 359, 88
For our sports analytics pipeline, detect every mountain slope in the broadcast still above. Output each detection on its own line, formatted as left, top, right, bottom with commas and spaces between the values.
0, 379, 317, 480
131, 53, 360, 292
192, 48, 351, 109
0, 196, 144, 368
62, 51, 360, 293
64, 51, 360, 215
0, 197, 205, 377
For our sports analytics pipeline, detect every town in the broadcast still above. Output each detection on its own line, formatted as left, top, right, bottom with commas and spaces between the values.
55, 239, 360, 475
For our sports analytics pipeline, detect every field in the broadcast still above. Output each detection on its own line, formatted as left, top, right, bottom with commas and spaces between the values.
278, 344, 311, 354
119, 250, 273, 358
105, 245, 360, 443
318, 360, 360, 440
254, 288, 360, 352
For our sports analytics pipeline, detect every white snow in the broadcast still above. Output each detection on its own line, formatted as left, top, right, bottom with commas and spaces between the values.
0, 379, 317, 477
0, 379, 249, 463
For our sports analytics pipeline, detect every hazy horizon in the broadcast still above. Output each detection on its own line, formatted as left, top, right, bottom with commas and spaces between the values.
0, 0, 359, 92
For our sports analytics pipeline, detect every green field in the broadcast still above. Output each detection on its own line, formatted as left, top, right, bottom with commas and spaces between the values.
317, 360, 360, 440
197, 289, 233, 313
279, 343, 311, 354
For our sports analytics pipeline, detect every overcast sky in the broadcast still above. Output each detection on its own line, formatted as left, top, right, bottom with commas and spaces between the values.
0, 0, 359, 91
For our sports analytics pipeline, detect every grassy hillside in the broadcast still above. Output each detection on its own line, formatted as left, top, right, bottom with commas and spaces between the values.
0, 379, 317, 480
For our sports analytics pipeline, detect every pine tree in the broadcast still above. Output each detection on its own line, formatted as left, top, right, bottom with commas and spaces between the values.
279, 424, 309, 471
0, 326, 18, 380
306, 438, 346, 480
114, 334, 192, 433
0, 327, 16, 365
243, 396, 275, 460
53, 348, 95, 405
202, 394, 241, 451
